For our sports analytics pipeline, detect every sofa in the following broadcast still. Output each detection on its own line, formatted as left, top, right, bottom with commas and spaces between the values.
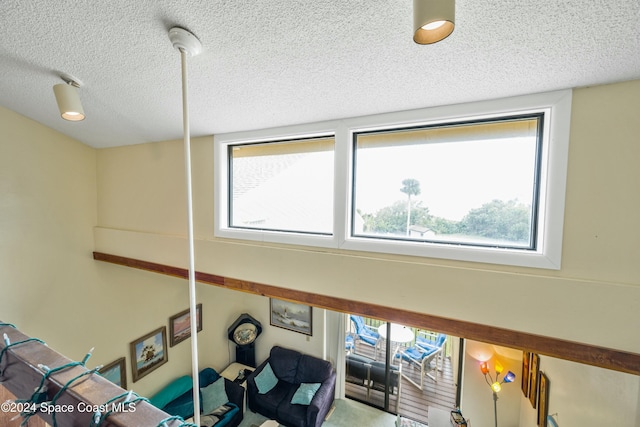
149, 367, 244, 427
246, 346, 336, 427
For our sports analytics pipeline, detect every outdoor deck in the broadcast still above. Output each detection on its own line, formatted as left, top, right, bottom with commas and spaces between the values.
345, 340, 457, 425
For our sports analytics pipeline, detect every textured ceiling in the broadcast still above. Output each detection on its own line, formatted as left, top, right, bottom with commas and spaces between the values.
1, 0, 639, 148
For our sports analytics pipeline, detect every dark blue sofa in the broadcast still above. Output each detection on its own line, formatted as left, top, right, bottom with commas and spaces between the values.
246, 346, 336, 427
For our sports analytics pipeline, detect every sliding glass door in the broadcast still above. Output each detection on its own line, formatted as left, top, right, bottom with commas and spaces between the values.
344, 315, 403, 413
344, 314, 460, 425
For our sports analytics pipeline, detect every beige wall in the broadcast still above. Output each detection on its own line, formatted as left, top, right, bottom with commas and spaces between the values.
0, 107, 232, 397
94, 80, 640, 423
463, 341, 640, 426
96, 80, 640, 354
1, 105, 97, 343
1, 79, 639, 422
0, 106, 328, 399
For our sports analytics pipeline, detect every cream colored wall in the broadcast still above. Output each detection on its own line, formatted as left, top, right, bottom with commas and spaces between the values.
94, 80, 640, 421
0, 105, 97, 344
0, 106, 251, 398
96, 80, 640, 355
461, 341, 640, 427
2, 79, 639, 418
516, 356, 639, 427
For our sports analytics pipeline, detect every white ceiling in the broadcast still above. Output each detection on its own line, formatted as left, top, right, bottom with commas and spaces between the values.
1, 0, 639, 149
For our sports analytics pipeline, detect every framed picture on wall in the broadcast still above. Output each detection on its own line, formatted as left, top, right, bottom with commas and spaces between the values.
169, 303, 203, 347
99, 357, 126, 389
130, 326, 168, 382
529, 353, 540, 408
521, 351, 531, 397
537, 371, 550, 426
270, 298, 312, 336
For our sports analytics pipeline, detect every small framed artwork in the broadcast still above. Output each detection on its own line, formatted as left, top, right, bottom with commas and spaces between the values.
529, 353, 540, 408
169, 303, 203, 347
99, 357, 127, 389
270, 298, 312, 336
130, 326, 168, 382
537, 371, 550, 426
521, 351, 531, 397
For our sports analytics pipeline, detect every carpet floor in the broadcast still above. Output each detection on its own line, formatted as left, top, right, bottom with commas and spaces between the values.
239, 398, 398, 427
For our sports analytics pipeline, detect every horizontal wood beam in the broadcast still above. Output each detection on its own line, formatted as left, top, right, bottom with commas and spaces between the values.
0, 323, 175, 427
93, 251, 640, 376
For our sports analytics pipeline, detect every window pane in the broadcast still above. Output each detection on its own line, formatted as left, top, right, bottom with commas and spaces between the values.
352, 116, 541, 249
229, 137, 334, 235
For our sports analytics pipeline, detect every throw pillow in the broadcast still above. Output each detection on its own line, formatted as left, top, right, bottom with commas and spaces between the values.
200, 377, 228, 414
254, 362, 279, 394
291, 382, 321, 405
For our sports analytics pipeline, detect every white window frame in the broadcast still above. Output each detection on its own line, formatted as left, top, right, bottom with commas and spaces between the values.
214, 89, 572, 269
215, 123, 340, 249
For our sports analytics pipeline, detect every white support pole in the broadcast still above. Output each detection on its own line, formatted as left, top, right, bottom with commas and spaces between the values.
179, 46, 201, 426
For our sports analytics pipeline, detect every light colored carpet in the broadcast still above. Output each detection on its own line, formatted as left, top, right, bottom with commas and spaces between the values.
239, 398, 398, 427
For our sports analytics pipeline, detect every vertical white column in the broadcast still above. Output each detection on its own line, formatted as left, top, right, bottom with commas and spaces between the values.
180, 47, 201, 426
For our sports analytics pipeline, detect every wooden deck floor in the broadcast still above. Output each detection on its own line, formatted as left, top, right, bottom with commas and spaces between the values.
345, 341, 457, 425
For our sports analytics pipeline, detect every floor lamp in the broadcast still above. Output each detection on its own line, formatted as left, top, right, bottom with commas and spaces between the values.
480, 360, 515, 427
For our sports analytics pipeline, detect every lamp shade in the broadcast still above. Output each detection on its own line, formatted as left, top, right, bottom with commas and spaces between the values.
480, 361, 489, 374
504, 371, 516, 383
53, 83, 85, 121
413, 0, 455, 45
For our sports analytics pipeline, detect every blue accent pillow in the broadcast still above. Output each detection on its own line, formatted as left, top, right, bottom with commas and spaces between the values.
255, 363, 278, 394
291, 382, 321, 405
201, 377, 228, 414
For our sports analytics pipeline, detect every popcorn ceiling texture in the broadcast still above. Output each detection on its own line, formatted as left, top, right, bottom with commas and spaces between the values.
0, 0, 639, 148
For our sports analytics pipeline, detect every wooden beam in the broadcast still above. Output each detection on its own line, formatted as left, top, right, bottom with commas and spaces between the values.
93, 251, 640, 376
0, 323, 173, 427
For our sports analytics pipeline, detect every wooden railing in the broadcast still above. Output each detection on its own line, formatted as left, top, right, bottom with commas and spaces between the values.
94, 252, 640, 376
0, 322, 173, 427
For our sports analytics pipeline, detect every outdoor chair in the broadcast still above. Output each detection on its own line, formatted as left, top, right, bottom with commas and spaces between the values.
415, 332, 447, 372
398, 345, 441, 390
345, 334, 355, 354
349, 315, 381, 358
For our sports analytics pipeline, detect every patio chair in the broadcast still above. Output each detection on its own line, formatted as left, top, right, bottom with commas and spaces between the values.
416, 331, 447, 371
349, 315, 381, 358
345, 334, 355, 354
398, 345, 441, 390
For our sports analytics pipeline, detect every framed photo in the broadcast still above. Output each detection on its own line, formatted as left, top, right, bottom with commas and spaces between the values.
169, 303, 203, 347
521, 351, 531, 397
270, 298, 312, 336
99, 357, 126, 389
537, 371, 550, 426
130, 326, 168, 382
529, 353, 540, 408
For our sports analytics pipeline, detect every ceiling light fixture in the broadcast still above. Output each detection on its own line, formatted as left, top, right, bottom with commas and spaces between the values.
53, 76, 85, 121
413, 0, 455, 44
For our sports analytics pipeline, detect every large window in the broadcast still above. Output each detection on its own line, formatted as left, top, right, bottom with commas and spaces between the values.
215, 90, 571, 268
228, 136, 334, 235
352, 115, 542, 250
